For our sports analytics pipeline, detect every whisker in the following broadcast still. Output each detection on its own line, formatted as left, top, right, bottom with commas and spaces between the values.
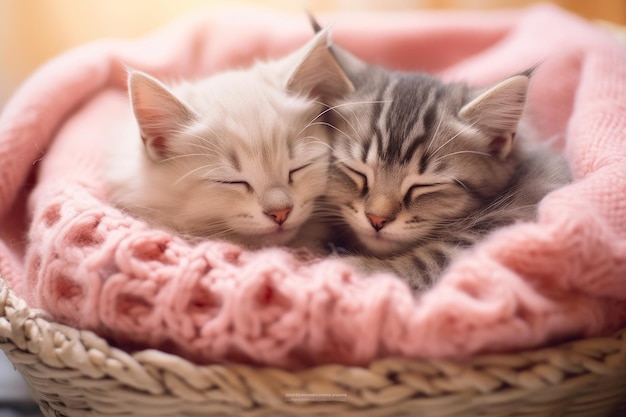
311, 100, 388, 138
113, 203, 159, 214
434, 150, 492, 163
297, 99, 392, 139
182, 130, 231, 153
441, 175, 471, 192
428, 121, 477, 160
187, 142, 223, 154
424, 98, 444, 155
173, 165, 222, 185
307, 121, 353, 141
295, 135, 336, 153
159, 153, 218, 163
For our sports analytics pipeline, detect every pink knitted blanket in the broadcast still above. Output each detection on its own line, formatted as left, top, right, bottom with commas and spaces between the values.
1, 5, 626, 368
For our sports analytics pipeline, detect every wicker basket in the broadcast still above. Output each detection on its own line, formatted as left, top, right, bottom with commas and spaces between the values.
1, 275, 625, 417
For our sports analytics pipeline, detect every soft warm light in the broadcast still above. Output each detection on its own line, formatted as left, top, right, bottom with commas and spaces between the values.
0, 0, 624, 104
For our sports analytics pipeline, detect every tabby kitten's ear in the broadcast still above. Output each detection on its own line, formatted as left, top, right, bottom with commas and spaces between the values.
285, 26, 354, 102
128, 70, 197, 162
459, 74, 530, 160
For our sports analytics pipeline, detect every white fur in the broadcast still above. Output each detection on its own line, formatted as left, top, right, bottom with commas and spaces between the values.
105, 32, 351, 248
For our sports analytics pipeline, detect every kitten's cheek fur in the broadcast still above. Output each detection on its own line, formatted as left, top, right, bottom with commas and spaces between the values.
257, 227, 299, 247
358, 231, 407, 256
351, 211, 431, 256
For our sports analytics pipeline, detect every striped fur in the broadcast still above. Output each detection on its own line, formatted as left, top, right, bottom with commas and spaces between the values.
323, 57, 571, 290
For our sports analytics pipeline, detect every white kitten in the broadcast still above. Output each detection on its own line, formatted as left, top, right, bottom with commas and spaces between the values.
106, 28, 353, 248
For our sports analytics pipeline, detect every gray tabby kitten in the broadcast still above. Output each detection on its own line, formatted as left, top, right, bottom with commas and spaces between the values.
317, 26, 571, 290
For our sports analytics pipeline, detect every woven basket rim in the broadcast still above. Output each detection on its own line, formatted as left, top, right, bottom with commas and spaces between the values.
2, 272, 626, 397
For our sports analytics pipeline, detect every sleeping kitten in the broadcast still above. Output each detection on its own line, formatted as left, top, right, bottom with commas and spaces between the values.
106, 28, 353, 248
319, 30, 571, 290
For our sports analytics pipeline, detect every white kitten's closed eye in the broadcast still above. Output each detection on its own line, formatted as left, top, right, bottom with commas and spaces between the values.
209, 162, 314, 194
213, 180, 253, 193
288, 164, 311, 183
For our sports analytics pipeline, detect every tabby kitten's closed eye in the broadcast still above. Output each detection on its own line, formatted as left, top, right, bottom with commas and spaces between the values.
319, 32, 571, 290
106, 28, 353, 248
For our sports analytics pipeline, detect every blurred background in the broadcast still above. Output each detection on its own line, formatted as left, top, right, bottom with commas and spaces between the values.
0, 0, 625, 107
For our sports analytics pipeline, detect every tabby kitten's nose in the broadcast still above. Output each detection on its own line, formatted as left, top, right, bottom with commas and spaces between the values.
266, 207, 292, 225
366, 213, 391, 231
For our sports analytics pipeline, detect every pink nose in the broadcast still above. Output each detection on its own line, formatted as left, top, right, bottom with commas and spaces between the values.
266, 207, 292, 225
366, 213, 391, 231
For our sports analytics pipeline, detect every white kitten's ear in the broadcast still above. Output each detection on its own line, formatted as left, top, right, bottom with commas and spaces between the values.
285, 27, 354, 102
460, 75, 530, 160
128, 70, 196, 161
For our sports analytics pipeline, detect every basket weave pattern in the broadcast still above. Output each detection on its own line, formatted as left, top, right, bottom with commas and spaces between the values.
2, 276, 625, 417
